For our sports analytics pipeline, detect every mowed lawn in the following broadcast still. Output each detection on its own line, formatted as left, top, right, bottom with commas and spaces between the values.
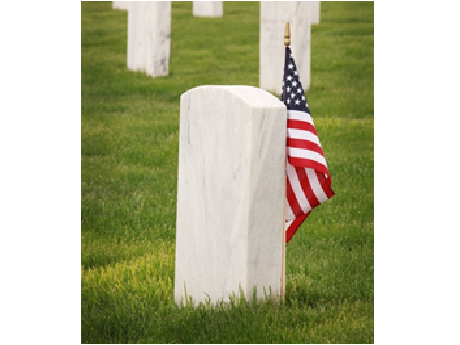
81, 1, 374, 343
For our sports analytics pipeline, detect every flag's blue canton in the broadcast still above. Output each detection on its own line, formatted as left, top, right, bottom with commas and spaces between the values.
280, 47, 310, 114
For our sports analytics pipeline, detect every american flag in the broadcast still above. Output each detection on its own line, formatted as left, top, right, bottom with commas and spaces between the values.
281, 46, 334, 243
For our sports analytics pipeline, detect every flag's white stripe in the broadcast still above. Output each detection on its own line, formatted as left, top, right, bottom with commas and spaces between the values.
287, 129, 321, 146
285, 219, 293, 232
288, 109, 314, 126
285, 196, 295, 221
306, 168, 329, 204
287, 163, 311, 214
289, 148, 327, 167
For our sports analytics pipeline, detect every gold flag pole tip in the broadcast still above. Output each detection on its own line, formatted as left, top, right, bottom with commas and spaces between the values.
284, 22, 291, 47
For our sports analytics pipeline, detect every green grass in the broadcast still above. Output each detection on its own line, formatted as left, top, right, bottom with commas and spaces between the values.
82, 1, 374, 343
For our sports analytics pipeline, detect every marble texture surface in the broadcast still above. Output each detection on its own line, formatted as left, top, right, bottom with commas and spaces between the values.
311, 1, 321, 25
127, 2, 171, 78
193, 1, 223, 17
175, 86, 286, 305
259, 1, 311, 94
112, 1, 130, 10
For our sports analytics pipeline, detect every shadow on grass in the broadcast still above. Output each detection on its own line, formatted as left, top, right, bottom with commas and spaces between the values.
285, 281, 324, 309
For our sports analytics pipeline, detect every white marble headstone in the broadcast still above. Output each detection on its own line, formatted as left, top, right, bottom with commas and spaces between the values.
175, 85, 287, 306
193, 1, 223, 17
112, 1, 130, 11
127, 1, 171, 78
311, 1, 321, 25
259, 1, 311, 94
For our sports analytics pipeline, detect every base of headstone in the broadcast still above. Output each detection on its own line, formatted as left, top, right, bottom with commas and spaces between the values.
112, 1, 130, 11
193, 1, 223, 17
175, 85, 286, 306
127, 2, 171, 78
311, 1, 321, 25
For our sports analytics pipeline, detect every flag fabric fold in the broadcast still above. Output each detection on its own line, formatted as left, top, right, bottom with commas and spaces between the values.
281, 46, 334, 243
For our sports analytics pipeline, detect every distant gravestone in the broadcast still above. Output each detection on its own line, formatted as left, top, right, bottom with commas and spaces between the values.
193, 1, 223, 17
311, 1, 321, 25
259, 1, 311, 93
127, 1, 171, 78
112, 1, 130, 11
175, 85, 286, 305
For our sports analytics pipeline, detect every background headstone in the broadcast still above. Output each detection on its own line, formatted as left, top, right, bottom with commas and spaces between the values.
311, 1, 321, 25
193, 1, 223, 17
259, 1, 311, 94
175, 85, 286, 305
112, 1, 130, 11
127, 1, 171, 78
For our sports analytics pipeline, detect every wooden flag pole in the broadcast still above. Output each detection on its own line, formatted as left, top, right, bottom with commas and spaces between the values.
281, 22, 291, 299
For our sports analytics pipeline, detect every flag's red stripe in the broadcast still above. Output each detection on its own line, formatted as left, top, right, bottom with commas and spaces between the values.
286, 176, 303, 217
289, 156, 329, 175
326, 173, 332, 187
286, 212, 310, 243
296, 167, 320, 209
287, 177, 303, 216
287, 138, 324, 156
316, 171, 335, 199
287, 119, 317, 135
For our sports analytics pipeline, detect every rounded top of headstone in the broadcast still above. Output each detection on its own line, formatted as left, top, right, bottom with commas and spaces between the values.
181, 85, 285, 109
